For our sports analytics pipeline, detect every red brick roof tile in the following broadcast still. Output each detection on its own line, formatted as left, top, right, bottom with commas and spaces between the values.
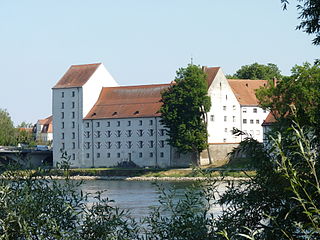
53, 63, 101, 89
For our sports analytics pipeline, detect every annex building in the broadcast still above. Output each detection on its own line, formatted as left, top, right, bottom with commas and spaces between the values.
52, 63, 269, 168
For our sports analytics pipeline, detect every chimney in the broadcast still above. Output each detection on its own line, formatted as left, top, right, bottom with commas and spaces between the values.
273, 77, 277, 87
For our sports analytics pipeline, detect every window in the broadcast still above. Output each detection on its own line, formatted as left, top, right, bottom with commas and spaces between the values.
72, 112, 75, 119
61, 92, 64, 98
243, 119, 247, 124
105, 131, 111, 137
85, 131, 90, 138
210, 115, 214, 121
250, 119, 254, 124
97, 153, 100, 158
149, 120, 153, 125
223, 106, 226, 111
96, 122, 100, 127
149, 140, 154, 148
107, 152, 110, 158
85, 142, 91, 149
117, 121, 120, 127
226, 95, 228, 100
127, 141, 132, 149
86, 153, 90, 158
72, 102, 75, 108
106, 141, 111, 149
139, 152, 143, 158
107, 121, 110, 127
256, 130, 260, 135
138, 141, 143, 148
223, 138, 227, 143
72, 142, 75, 149
160, 140, 165, 148
160, 152, 164, 158
62, 143, 65, 149
61, 133, 64, 139
233, 116, 236, 122
253, 108, 257, 113
137, 129, 143, 137
224, 128, 227, 133
150, 152, 153, 157
159, 129, 165, 136
72, 121, 75, 128
72, 132, 75, 139
62, 122, 64, 129
61, 112, 64, 119
96, 142, 101, 149
233, 105, 236, 110
256, 119, 260, 124
116, 130, 121, 137
86, 122, 89, 128
148, 129, 154, 136
72, 153, 75, 160
263, 109, 267, 113
61, 102, 64, 109
139, 120, 142, 126
127, 120, 131, 126
243, 108, 247, 113
126, 130, 132, 137
224, 116, 227, 122
116, 141, 121, 149
72, 91, 75, 97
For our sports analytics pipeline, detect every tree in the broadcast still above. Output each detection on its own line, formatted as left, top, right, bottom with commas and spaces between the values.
160, 64, 211, 160
0, 109, 16, 146
281, 0, 320, 45
228, 62, 283, 80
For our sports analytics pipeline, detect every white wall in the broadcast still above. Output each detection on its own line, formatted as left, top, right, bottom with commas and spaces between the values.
81, 117, 171, 168
82, 64, 118, 118
206, 69, 241, 143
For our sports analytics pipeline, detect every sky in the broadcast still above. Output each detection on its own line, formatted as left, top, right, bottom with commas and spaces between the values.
0, 0, 319, 125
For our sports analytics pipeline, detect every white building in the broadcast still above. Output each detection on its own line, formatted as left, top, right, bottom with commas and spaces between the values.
34, 116, 53, 143
52, 63, 269, 168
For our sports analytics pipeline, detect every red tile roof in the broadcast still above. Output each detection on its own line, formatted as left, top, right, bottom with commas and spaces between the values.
38, 116, 53, 133
203, 66, 220, 87
84, 84, 171, 119
228, 79, 268, 106
262, 112, 277, 126
53, 63, 101, 89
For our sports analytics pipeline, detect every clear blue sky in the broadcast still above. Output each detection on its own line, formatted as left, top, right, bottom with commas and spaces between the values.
0, 0, 318, 125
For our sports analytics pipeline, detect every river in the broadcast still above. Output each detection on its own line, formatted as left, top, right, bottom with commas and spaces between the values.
77, 180, 230, 220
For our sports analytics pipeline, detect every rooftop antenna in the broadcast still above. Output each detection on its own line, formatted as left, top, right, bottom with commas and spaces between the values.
190, 54, 194, 65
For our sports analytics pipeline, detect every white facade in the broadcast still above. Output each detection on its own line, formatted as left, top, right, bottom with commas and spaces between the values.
52, 63, 270, 168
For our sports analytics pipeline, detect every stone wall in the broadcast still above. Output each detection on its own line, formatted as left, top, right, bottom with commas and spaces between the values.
200, 143, 239, 165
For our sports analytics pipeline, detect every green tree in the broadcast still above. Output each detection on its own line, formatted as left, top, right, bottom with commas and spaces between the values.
281, 0, 320, 45
0, 109, 16, 146
160, 64, 211, 161
228, 62, 283, 80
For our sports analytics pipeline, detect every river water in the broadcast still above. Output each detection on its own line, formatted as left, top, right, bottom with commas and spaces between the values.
78, 180, 229, 220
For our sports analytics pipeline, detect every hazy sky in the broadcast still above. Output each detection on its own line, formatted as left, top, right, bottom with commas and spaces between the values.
0, 1, 318, 125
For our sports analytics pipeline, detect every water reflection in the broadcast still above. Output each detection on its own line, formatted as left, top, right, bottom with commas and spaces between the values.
77, 180, 230, 219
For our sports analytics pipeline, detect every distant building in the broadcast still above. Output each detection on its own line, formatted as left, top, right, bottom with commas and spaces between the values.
34, 116, 53, 143
52, 63, 269, 168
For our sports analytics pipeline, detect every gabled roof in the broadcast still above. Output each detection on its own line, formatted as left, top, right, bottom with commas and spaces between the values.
84, 83, 171, 120
262, 112, 276, 126
203, 66, 220, 87
228, 79, 268, 106
38, 116, 53, 133
53, 63, 101, 89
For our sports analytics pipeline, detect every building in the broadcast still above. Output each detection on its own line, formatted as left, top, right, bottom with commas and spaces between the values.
34, 116, 53, 143
52, 63, 269, 168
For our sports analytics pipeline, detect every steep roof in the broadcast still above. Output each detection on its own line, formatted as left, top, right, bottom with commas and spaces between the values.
38, 116, 53, 133
53, 63, 101, 89
203, 66, 220, 87
84, 84, 171, 120
228, 79, 268, 106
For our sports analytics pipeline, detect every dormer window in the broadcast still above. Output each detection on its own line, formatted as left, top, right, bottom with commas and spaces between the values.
134, 110, 139, 115
112, 112, 117, 116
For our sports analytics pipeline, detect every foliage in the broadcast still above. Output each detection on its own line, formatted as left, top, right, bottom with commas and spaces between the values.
0, 108, 16, 146
160, 64, 211, 154
281, 0, 320, 45
228, 63, 282, 80
256, 62, 320, 135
